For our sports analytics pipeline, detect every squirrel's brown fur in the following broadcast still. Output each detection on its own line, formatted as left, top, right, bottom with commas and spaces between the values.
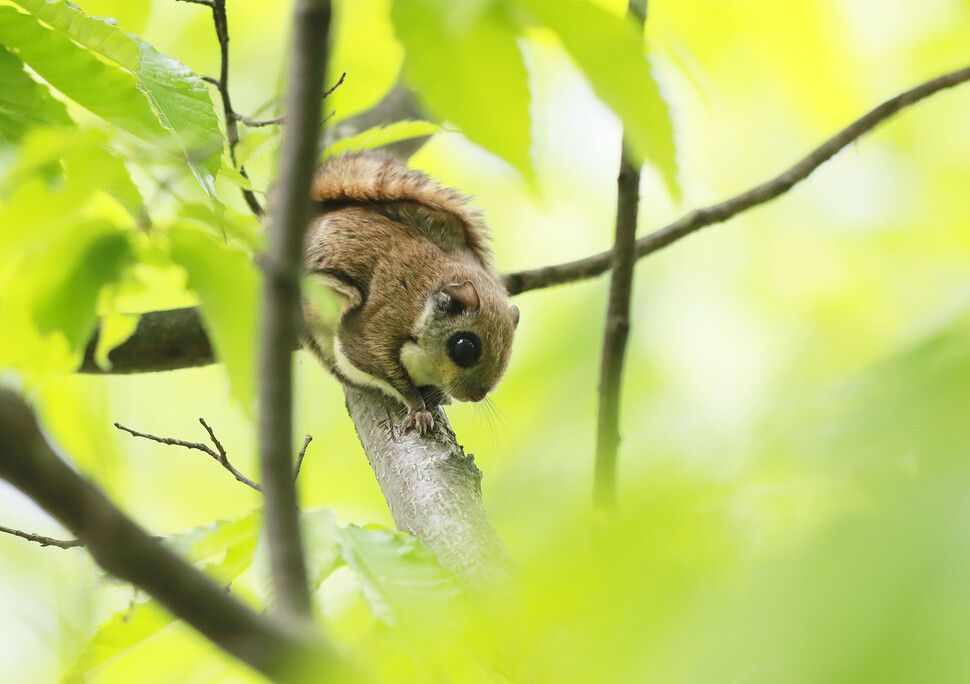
310, 153, 493, 271
302, 153, 518, 434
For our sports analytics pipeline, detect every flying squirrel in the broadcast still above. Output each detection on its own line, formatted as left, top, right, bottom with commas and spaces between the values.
301, 153, 519, 435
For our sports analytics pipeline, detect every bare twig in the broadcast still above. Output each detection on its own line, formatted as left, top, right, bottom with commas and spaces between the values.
114, 421, 262, 492
595, 153, 640, 509
322, 71, 346, 99
504, 63, 970, 295
593, 1, 648, 512
0, 524, 82, 549
180, 0, 264, 216
258, 0, 332, 625
294, 435, 313, 481
0, 390, 340, 680
234, 113, 284, 128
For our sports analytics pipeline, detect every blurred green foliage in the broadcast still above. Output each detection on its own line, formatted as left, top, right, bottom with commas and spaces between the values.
0, 0, 969, 682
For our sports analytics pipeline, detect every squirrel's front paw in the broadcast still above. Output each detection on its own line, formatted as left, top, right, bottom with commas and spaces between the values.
402, 409, 434, 435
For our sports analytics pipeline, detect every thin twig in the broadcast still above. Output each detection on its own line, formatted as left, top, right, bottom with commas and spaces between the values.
233, 73, 343, 129
294, 435, 313, 481
185, 0, 264, 216
504, 63, 970, 296
593, 0, 646, 512
0, 524, 82, 549
114, 421, 262, 492
234, 113, 284, 127
322, 71, 346, 99
0, 391, 338, 678
258, 0, 332, 626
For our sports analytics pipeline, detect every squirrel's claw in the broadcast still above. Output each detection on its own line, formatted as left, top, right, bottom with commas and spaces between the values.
402, 409, 434, 435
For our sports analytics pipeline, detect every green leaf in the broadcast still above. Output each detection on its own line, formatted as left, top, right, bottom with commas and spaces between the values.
516, 0, 680, 199
0, 44, 71, 145
323, 120, 442, 159
0, 5, 166, 142
64, 513, 261, 683
92, 310, 139, 370
391, 0, 533, 178
304, 509, 342, 591
162, 510, 261, 566
32, 222, 134, 352
168, 226, 259, 410
60, 600, 173, 684
339, 525, 464, 628
0, 127, 144, 237
3, 1, 224, 202
134, 40, 223, 201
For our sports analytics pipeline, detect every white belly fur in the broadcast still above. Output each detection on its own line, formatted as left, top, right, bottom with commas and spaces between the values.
331, 337, 408, 406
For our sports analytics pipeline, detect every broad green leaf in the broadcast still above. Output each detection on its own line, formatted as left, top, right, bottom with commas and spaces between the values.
33, 224, 134, 352
4, 0, 224, 201
0, 44, 71, 144
60, 600, 173, 684
391, 0, 533, 178
169, 226, 259, 410
135, 40, 223, 201
0, 6, 166, 141
516, 0, 680, 199
9, 0, 141, 69
304, 509, 342, 590
64, 514, 260, 683
92, 310, 139, 370
323, 120, 442, 159
163, 511, 261, 565
0, 128, 144, 250
339, 525, 464, 628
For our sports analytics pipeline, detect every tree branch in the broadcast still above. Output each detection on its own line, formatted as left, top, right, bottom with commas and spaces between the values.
0, 390, 338, 680
504, 63, 970, 295
258, 0, 332, 626
294, 434, 313, 481
114, 419, 262, 492
343, 385, 514, 591
0, 524, 82, 549
593, 0, 647, 512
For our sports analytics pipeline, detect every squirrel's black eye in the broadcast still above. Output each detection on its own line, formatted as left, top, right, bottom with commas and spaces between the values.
447, 332, 481, 368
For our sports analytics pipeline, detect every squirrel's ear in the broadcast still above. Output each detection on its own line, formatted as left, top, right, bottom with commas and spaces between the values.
510, 305, 520, 328
440, 280, 480, 314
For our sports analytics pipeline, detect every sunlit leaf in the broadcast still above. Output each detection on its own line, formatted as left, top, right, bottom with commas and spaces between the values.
92, 310, 139, 370
322, 120, 442, 159
65, 513, 261, 683
0, 5, 166, 141
391, 0, 533, 178
0, 44, 71, 145
3, 0, 224, 202
168, 226, 259, 410
339, 525, 464, 628
515, 0, 679, 198
32, 222, 134, 353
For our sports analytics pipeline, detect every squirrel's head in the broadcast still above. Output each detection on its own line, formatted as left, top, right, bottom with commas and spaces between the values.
401, 279, 519, 404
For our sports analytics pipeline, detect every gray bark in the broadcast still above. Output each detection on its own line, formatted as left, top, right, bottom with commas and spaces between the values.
343, 385, 514, 591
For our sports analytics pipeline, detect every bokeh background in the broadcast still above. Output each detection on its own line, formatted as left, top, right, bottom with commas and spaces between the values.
2, 0, 970, 681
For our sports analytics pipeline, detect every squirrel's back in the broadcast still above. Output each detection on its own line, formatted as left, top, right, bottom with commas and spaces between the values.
310, 154, 493, 270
